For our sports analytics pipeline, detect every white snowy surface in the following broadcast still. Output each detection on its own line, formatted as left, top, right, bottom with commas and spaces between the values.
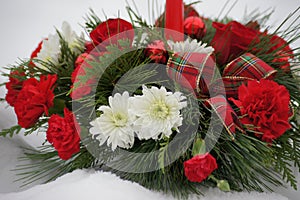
0, 169, 290, 200
1, 0, 300, 199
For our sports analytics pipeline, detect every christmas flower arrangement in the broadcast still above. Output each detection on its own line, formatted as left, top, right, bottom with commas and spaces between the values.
1, 1, 300, 198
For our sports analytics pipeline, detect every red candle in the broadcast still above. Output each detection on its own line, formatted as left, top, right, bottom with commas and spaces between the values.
165, 0, 184, 41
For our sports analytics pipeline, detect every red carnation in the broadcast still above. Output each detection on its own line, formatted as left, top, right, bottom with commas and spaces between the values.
184, 153, 218, 183
5, 70, 26, 107
184, 16, 206, 40
70, 53, 98, 99
90, 18, 134, 49
144, 40, 168, 64
211, 21, 259, 65
14, 74, 57, 128
230, 79, 291, 142
46, 108, 80, 160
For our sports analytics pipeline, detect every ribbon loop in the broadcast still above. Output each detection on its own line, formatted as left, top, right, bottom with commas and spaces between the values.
167, 52, 220, 98
222, 53, 277, 97
166, 52, 280, 138
205, 95, 243, 140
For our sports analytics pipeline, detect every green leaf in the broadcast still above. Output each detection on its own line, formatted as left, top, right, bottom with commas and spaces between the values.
217, 180, 231, 192
192, 138, 206, 156
158, 138, 169, 174
48, 98, 66, 115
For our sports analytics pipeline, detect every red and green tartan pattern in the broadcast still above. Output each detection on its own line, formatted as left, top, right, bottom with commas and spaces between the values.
166, 52, 216, 98
166, 52, 243, 137
222, 53, 277, 97
166, 52, 279, 137
205, 95, 243, 139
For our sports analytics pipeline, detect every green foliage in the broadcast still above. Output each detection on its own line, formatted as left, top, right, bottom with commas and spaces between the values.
0, 119, 48, 138
272, 122, 300, 189
14, 146, 96, 187
127, 6, 151, 28
214, 132, 284, 192
84, 9, 102, 32
158, 137, 170, 174
242, 8, 274, 29
201, 18, 216, 45
192, 138, 206, 156
275, 71, 300, 103
23, 119, 48, 136
0, 125, 22, 138
103, 139, 204, 199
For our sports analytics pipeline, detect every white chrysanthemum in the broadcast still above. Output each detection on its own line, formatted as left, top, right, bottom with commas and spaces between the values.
89, 92, 135, 151
35, 22, 84, 71
35, 34, 60, 71
61, 21, 85, 53
167, 38, 214, 55
130, 85, 187, 140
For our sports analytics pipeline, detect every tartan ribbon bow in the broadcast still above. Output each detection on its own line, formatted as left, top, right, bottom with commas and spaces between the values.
166, 52, 216, 98
166, 52, 277, 138
222, 53, 277, 98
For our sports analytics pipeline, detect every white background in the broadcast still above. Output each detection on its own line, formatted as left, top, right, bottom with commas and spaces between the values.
0, 0, 300, 199
0, 0, 299, 68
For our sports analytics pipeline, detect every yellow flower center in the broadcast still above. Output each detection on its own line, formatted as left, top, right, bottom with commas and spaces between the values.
113, 113, 128, 127
150, 100, 170, 119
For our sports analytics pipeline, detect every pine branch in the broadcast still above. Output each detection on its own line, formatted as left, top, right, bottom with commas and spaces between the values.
14, 145, 97, 187
84, 9, 102, 32
272, 123, 300, 189
126, 6, 151, 28
242, 8, 274, 28
0, 125, 22, 138
212, 126, 284, 192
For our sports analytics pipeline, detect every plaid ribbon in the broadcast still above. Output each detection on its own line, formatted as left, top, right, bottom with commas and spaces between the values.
222, 53, 277, 98
166, 52, 241, 137
205, 95, 243, 139
166, 52, 294, 138
166, 52, 216, 98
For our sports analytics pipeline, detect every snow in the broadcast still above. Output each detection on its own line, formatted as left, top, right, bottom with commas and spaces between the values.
0, 169, 289, 200
0, 0, 300, 199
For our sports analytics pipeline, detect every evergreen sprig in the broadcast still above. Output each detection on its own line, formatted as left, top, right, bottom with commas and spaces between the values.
272, 121, 300, 189
214, 132, 284, 192
84, 9, 102, 32
0, 125, 22, 138
14, 146, 96, 187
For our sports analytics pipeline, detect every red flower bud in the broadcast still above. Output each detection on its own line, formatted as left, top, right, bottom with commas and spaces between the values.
184, 16, 206, 39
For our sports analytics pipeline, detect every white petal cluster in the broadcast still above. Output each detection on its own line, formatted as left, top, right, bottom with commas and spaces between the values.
35, 21, 84, 71
61, 21, 85, 54
90, 92, 135, 151
130, 85, 187, 140
89, 85, 187, 151
167, 38, 214, 56
35, 34, 61, 71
